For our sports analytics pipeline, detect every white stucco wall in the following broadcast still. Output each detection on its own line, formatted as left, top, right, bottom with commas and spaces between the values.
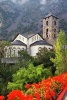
14, 34, 27, 45
4, 45, 26, 58
28, 34, 43, 45
30, 45, 52, 56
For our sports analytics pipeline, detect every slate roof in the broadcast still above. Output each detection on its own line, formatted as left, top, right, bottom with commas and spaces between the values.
30, 40, 52, 46
11, 40, 27, 46
44, 13, 59, 19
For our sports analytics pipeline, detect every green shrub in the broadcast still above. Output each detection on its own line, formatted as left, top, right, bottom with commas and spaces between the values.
7, 63, 52, 91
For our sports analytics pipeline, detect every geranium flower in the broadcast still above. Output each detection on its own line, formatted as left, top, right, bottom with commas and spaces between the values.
25, 84, 31, 89
7, 90, 24, 100
0, 96, 5, 100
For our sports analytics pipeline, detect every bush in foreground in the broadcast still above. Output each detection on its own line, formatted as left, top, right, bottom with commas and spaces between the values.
1, 72, 67, 100
7, 63, 52, 91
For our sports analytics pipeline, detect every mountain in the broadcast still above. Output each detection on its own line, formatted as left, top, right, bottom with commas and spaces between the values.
0, 0, 67, 40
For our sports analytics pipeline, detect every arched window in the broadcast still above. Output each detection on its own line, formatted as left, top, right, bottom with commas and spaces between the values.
48, 48, 50, 50
46, 21, 48, 25
18, 47, 22, 57
46, 29, 48, 38
13, 47, 16, 57
4, 48, 7, 57
9, 47, 11, 57
14, 50, 15, 57
54, 29, 56, 32
54, 21, 56, 25
4, 48, 7, 52
54, 34, 56, 38
18, 47, 20, 51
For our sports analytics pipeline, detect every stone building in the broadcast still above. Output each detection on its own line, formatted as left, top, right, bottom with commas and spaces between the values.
43, 13, 59, 45
2, 13, 59, 63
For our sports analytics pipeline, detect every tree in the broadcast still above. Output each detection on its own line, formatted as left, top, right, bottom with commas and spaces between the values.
51, 30, 67, 75
7, 63, 52, 91
17, 50, 33, 68
33, 47, 55, 68
0, 63, 20, 96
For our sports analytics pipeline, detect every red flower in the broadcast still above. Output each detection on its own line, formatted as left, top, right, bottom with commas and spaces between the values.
27, 95, 33, 100
4, 73, 67, 100
0, 96, 5, 100
45, 93, 52, 100
7, 90, 24, 100
34, 92, 40, 100
61, 85, 65, 90
25, 84, 31, 89
32, 83, 40, 89
50, 89, 55, 97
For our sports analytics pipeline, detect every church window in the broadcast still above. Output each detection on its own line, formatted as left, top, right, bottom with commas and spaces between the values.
54, 29, 56, 32
14, 50, 15, 57
46, 33, 48, 38
18, 49, 20, 57
4, 48, 7, 57
13, 47, 16, 57
46, 21, 48, 25
46, 29, 48, 38
18, 47, 20, 50
54, 34, 56, 38
10, 49, 11, 57
54, 21, 56, 25
46, 28, 48, 32
9, 47, 12, 57
48, 48, 50, 50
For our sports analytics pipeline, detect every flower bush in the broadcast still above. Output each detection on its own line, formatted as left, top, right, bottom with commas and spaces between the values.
0, 96, 5, 100
0, 73, 67, 100
25, 73, 67, 99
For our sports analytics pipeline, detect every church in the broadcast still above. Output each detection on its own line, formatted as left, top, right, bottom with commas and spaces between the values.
2, 13, 59, 63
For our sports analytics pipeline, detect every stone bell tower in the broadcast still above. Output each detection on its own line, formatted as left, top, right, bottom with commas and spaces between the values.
43, 13, 59, 45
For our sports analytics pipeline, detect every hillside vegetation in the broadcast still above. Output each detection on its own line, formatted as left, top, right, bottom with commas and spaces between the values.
0, 0, 67, 40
